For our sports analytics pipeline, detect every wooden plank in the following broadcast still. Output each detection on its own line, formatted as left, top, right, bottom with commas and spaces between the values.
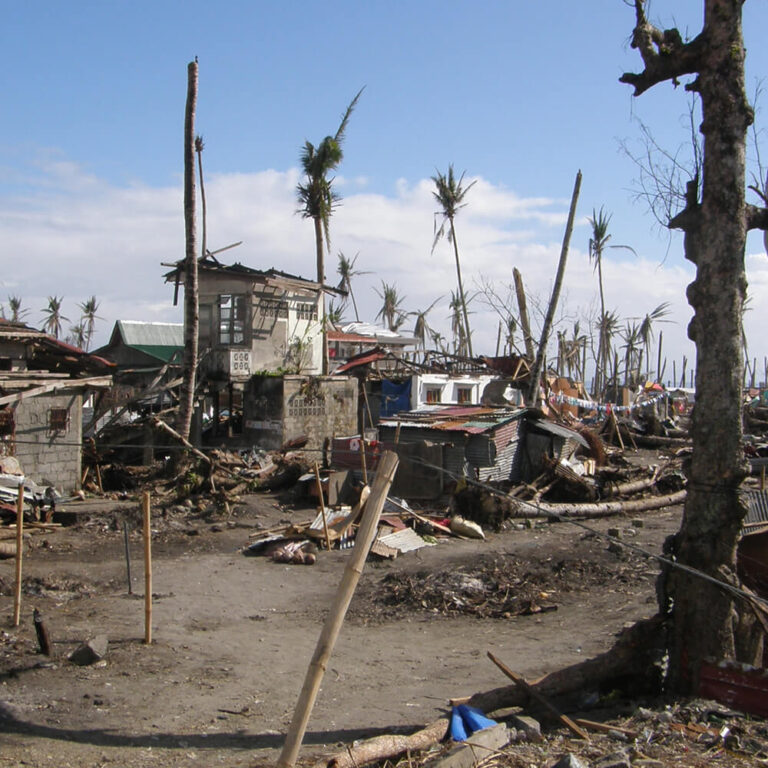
426, 723, 509, 768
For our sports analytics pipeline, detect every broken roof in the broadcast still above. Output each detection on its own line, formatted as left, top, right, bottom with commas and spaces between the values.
379, 405, 527, 435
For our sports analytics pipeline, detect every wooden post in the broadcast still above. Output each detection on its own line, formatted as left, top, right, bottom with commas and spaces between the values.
513, 267, 535, 363
313, 461, 333, 552
123, 520, 133, 594
143, 491, 152, 644
13, 484, 23, 626
277, 451, 399, 768
359, 436, 368, 485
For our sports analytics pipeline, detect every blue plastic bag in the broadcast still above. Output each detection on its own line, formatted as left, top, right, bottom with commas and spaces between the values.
449, 705, 498, 741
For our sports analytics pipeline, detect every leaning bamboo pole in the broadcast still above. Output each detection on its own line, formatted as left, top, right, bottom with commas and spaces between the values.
277, 451, 399, 768
13, 485, 23, 626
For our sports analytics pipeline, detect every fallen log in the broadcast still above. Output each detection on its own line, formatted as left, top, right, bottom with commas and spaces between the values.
601, 467, 660, 498
630, 434, 691, 449
462, 616, 664, 715
319, 717, 449, 768
514, 489, 686, 519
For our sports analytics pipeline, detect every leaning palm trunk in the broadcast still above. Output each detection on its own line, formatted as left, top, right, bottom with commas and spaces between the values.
178, 60, 199, 442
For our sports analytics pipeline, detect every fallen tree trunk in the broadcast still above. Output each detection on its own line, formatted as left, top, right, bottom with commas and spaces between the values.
630, 434, 691, 449
516, 489, 686, 519
601, 470, 660, 498
464, 616, 664, 715
320, 717, 449, 768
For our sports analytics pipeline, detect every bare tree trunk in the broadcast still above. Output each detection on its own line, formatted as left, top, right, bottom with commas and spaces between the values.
621, 0, 768, 693
450, 219, 473, 358
178, 59, 199, 442
315, 217, 328, 376
513, 267, 535, 362
527, 170, 582, 407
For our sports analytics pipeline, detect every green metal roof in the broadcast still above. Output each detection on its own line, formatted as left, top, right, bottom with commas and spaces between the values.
117, 321, 183, 362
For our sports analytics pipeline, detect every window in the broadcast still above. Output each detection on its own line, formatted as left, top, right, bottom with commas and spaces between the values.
218, 294, 247, 345
425, 387, 442, 404
49, 408, 69, 434
293, 301, 318, 321
456, 386, 472, 404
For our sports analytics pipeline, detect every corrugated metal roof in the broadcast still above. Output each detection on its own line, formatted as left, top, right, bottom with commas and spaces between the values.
527, 419, 589, 448
745, 490, 768, 525
118, 321, 184, 348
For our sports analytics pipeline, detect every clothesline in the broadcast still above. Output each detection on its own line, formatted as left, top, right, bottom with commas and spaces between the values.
549, 389, 670, 415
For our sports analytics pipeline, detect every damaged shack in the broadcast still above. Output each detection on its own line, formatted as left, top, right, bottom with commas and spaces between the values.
0, 320, 113, 492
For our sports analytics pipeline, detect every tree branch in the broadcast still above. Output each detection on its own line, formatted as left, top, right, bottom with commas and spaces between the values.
619, 0, 705, 96
746, 203, 768, 232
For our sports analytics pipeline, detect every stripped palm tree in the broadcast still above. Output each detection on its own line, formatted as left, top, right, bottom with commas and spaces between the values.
336, 251, 369, 322
448, 290, 469, 356
409, 297, 441, 361
432, 165, 476, 358
68, 322, 88, 349
8, 296, 28, 323
588, 207, 636, 395
638, 302, 672, 381
78, 296, 101, 351
41, 296, 68, 339
374, 281, 406, 332
297, 89, 363, 373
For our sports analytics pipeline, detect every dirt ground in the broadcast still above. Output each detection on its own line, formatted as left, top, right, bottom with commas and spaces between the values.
0, 486, 698, 767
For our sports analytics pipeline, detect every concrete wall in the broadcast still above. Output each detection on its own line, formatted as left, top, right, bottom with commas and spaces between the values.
12, 392, 82, 492
282, 376, 358, 455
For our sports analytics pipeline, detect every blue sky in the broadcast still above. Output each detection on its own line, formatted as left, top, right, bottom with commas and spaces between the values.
2, 1, 768, 383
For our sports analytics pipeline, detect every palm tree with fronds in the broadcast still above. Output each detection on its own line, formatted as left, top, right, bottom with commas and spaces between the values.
68, 322, 87, 349
297, 88, 363, 373
8, 296, 28, 323
78, 296, 101, 351
638, 302, 672, 381
432, 165, 476, 358
409, 297, 441, 360
448, 290, 470, 356
336, 251, 369, 322
41, 296, 68, 339
588, 207, 636, 394
374, 281, 406, 331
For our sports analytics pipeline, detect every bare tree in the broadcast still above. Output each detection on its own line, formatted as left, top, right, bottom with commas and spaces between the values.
621, 0, 768, 692
178, 59, 199, 442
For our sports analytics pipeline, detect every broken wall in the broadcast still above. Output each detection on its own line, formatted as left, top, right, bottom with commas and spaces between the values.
12, 392, 82, 492
282, 375, 358, 455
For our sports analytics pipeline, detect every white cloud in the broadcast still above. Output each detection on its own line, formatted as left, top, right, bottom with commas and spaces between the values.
3, 157, 763, 386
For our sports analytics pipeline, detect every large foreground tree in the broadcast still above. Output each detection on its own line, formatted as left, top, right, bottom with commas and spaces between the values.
621, 0, 768, 692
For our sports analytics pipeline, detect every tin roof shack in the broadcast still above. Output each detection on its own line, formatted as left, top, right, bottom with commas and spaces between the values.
378, 406, 527, 499
0, 320, 113, 493
243, 374, 358, 454
522, 418, 590, 480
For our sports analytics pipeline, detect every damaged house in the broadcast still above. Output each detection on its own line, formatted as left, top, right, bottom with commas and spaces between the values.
0, 320, 113, 493
164, 255, 358, 452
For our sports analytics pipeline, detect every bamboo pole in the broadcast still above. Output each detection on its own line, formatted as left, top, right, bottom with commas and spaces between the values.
143, 491, 152, 644
277, 451, 399, 768
313, 461, 332, 552
13, 484, 23, 626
